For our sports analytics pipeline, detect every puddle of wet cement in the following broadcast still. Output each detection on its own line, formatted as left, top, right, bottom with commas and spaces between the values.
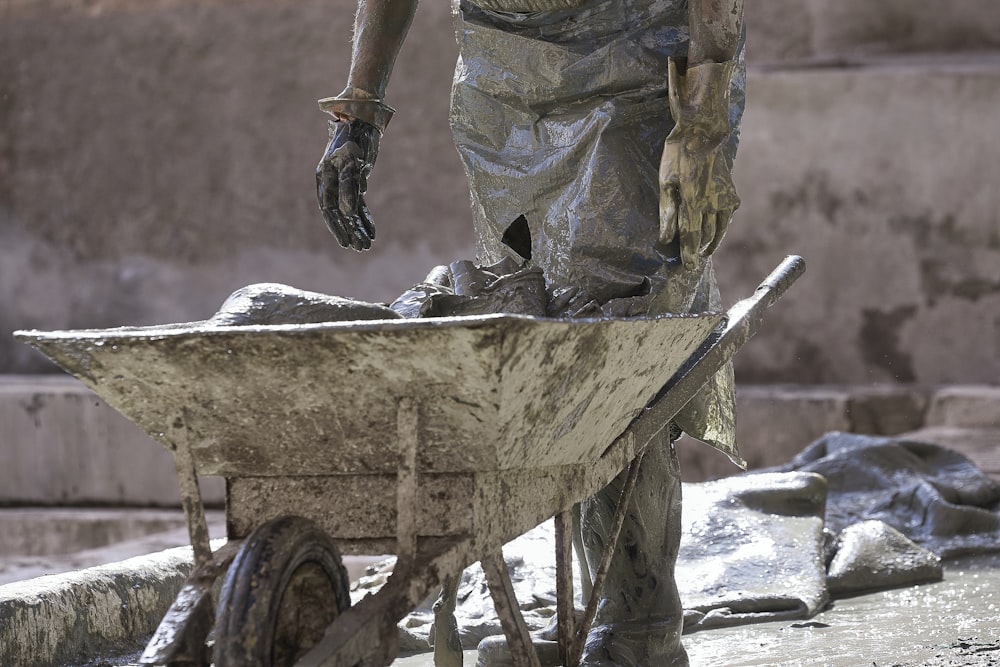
393, 554, 1000, 667
78, 555, 1000, 666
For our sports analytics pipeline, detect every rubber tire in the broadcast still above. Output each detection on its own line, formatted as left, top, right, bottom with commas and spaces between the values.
213, 515, 352, 667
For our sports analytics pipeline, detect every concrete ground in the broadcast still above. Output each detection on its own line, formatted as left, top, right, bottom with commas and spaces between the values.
8, 537, 997, 666
20, 548, 1000, 666
394, 554, 1000, 667
680, 554, 1000, 667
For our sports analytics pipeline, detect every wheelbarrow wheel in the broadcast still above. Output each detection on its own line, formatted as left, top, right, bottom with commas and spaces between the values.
213, 515, 352, 667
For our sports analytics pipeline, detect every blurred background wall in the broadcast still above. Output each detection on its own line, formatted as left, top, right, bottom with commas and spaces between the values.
1, 0, 998, 503
3, 0, 999, 383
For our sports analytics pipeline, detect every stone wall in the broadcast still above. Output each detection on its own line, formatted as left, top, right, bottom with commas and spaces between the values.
2, 0, 998, 384
726, 0, 1000, 384
1, 0, 471, 375
723, 60, 1000, 384
750, 0, 1000, 62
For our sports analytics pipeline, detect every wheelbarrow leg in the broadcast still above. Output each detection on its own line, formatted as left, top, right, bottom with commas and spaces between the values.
396, 398, 420, 565
396, 397, 464, 667
168, 408, 212, 567
481, 552, 543, 667
554, 510, 576, 667
572, 504, 592, 602
430, 576, 463, 667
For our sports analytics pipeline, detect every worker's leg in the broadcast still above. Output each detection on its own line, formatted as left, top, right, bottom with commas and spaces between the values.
579, 431, 688, 667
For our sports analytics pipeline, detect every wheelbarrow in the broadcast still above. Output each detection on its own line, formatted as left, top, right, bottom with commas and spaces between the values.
16, 256, 804, 667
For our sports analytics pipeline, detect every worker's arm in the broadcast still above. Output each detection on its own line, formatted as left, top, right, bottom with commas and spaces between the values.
658, 0, 744, 270
688, 0, 744, 65
316, 0, 418, 251
346, 0, 419, 99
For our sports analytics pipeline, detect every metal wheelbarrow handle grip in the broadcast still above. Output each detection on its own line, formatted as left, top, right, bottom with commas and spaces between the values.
754, 255, 806, 310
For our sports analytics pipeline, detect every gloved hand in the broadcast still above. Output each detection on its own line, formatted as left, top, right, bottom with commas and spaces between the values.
659, 58, 740, 270
316, 118, 380, 251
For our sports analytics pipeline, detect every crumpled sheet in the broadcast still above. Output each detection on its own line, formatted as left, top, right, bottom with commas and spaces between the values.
390, 258, 548, 318
766, 432, 1000, 559
676, 472, 829, 632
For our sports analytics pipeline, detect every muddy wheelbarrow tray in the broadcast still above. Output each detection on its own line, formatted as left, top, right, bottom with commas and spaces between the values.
16, 256, 804, 667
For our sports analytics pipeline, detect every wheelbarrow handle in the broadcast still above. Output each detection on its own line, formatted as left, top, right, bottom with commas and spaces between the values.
625, 255, 806, 460
724, 254, 806, 333
754, 254, 806, 310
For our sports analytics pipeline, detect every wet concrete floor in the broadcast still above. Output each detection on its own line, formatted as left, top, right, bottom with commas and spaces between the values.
394, 554, 1000, 667
81, 554, 1000, 666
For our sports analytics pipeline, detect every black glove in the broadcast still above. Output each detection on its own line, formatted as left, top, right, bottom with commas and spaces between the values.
316, 118, 380, 251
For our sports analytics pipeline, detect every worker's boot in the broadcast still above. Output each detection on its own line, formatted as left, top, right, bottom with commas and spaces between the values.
578, 433, 689, 667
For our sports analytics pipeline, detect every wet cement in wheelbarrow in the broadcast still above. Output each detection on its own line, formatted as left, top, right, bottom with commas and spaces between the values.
393, 554, 1000, 667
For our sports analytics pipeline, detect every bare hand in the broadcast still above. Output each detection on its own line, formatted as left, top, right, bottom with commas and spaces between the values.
316, 118, 380, 251
659, 59, 739, 270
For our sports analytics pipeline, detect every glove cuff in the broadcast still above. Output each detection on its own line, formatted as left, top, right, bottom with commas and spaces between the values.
667, 58, 734, 138
318, 86, 395, 133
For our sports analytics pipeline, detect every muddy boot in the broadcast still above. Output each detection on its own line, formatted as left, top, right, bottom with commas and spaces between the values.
578, 433, 689, 667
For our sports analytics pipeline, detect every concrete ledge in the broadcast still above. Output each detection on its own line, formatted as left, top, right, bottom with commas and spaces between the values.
0, 508, 190, 558
748, 0, 1000, 63
678, 384, 1000, 481
0, 375, 224, 505
0, 510, 227, 587
926, 386, 1000, 429
0, 545, 199, 667
5, 374, 997, 495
